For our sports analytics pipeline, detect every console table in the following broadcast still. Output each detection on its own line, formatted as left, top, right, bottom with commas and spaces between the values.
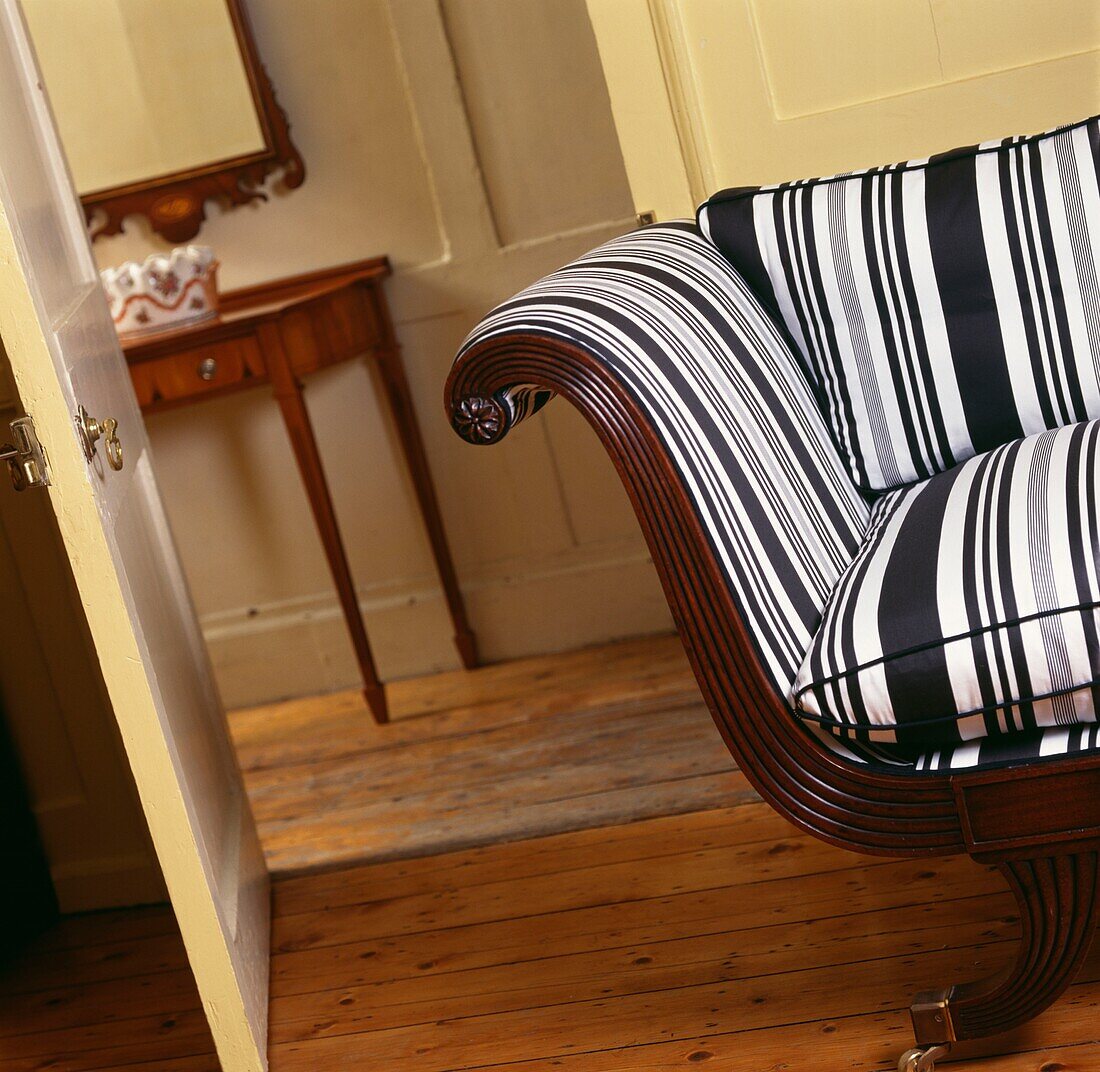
122, 257, 477, 723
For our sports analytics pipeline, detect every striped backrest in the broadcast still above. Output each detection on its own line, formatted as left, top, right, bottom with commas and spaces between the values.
458, 223, 869, 694
698, 117, 1100, 492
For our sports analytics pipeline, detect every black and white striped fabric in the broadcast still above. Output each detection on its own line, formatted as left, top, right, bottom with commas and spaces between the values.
456, 223, 1100, 773
501, 385, 554, 428
794, 420, 1100, 749
812, 719, 1100, 775
699, 117, 1100, 492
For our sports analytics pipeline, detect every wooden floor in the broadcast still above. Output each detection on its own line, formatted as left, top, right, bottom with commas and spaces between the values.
229, 635, 752, 874
3, 636, 1100, 1070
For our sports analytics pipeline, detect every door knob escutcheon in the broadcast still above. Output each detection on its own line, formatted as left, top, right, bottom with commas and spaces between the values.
76, 405, 124, 471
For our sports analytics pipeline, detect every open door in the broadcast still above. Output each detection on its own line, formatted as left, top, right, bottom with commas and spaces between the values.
0, 3, 269, 1069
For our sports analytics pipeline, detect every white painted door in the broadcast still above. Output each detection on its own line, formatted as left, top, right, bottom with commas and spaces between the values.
0, 3, 268, 1070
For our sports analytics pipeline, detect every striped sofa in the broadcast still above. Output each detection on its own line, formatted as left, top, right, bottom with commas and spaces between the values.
446, 118, 1100, 1072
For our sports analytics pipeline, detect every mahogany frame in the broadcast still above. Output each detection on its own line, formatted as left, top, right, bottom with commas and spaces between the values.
447, 333, 1100, 1061
81, 0, 304, 243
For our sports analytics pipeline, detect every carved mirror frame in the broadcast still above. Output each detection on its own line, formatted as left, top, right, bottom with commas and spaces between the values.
81, 0, 304, 243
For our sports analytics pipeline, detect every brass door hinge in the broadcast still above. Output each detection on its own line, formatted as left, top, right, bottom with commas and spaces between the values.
0, 415, 50, 490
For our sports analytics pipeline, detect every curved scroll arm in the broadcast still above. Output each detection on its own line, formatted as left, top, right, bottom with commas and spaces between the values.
445, 223, 964, 858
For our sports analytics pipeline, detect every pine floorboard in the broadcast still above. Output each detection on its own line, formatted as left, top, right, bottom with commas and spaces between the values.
228, 635, 748, 876
2, 636, 1099, 1070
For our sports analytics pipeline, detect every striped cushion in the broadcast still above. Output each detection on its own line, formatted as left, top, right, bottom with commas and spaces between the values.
794, 421, 1100, 748
699, 117, 1100, 492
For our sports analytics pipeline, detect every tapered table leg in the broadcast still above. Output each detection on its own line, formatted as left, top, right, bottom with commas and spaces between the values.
260, 323, 388, 723
364, 288, 479, 668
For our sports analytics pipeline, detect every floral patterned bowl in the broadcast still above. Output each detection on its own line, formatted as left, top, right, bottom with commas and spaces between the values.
101, 246, 219, 338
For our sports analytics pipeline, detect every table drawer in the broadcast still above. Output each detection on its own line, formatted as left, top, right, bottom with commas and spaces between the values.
129, 337, 267, 410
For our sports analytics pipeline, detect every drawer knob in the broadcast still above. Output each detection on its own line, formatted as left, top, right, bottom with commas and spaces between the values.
197, 357, 218, 381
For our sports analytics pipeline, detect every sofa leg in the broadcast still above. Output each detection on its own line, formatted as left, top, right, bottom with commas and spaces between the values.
905, 851, 1100, 1067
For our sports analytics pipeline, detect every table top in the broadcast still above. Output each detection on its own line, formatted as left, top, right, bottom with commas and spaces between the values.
121, 257, 391, 362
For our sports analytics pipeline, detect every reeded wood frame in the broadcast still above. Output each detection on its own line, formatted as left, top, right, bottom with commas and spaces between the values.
447, 334, 1100, 1062
81, 0, 304, 244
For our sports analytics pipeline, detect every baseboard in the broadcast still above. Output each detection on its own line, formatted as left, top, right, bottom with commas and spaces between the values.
204, 541, 673, 708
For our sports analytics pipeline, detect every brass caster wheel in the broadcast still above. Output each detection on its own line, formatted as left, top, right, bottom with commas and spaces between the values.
898, 1045, 951, 1072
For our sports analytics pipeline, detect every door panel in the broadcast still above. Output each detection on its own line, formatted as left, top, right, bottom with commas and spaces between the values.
588, 0, 1100, 216
0, 1, 269, 1068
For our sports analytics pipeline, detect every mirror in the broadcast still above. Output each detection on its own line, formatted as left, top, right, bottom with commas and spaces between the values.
22, 0, 304, 242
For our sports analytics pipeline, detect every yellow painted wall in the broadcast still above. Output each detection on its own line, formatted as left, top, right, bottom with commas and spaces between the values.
590, 0, 1100, 218
78, 0, 665, 707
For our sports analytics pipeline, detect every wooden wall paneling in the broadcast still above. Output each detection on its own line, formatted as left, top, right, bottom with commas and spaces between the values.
541, 401, 667, 549
383, 0, 646, 607
440, 0, 633, 246
690, 0, 1100, 185
584, 0, 697, 221
592, 0, 1100, 218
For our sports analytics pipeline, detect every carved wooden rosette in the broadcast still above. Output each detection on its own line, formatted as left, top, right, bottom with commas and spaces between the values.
446, 329, 1100, 1052
452, 395, 508, 445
